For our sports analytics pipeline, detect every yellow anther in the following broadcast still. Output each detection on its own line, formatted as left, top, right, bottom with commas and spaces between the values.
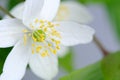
39, 38, 44, 42
44, 27, 48, 32
32, 49, 35, 54
35, 19, 39, 23
55, 40, 61, 45
51, 38, 55, 42
49, 47, 57, 55
41, 51, 49, 57
36, 46, 42, 53
48, 22, 52, 25
56, 46, 60, 50
48, 43, 52, 47
53, 49, 57, 54
40, 20, 44, 23
39, 25, 43, 28
32, 44, 35, 47
23, 29, 28, 33
48, 22, 54, 28
51, 30, 61, 38
50, 47, 53, 52
23, 34, 27, 45
50, 24, 54, 28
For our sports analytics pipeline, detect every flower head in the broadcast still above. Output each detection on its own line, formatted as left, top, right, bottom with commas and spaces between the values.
8, 0, 94, 58
0, 0, 95, 80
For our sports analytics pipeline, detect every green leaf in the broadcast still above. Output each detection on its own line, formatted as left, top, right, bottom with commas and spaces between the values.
105, 0, 120, 42
7, 0, 24, 10
60, 51, 120, 80
0, 16, 2, 20
78, 0, 105, 4
0, 47, 12, 74
60, 61, 104, 80
59, 49, 74, 72
102, 52, 120, 80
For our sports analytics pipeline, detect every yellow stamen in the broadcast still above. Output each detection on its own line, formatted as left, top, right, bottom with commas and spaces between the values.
22, 29, 28, 33
36, 46, 42, 53
35, 19, 39, 23
48, 43, 52, 47
41, 51, 49, 57
32, 49, 35, 54
53, 49, 57, 54
56, 45, 60, 50
23, 34, 27, 45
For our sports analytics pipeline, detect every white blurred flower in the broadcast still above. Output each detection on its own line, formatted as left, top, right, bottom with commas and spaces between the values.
55, 1, 93, 24
7, 0, 94, 58
0, 0, 95, 80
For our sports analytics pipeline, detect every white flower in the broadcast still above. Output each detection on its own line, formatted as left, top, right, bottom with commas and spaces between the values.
7, 0, 94, 58
55, 1, 93, 24
9, 1, 93, 24
0, 0, 95, 80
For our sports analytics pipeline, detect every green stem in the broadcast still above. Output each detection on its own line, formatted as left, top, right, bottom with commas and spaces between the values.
94, 36, 109, 56
0, 5, 15, 18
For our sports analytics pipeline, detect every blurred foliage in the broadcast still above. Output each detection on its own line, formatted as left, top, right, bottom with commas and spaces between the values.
105, 0, 120, 43
78, 0, 104, 4
59, 49, 74, 72
0, 47, 12, 74
60, 61, 104, 80
79, 0, 120, 42
60, 52, 120, 80
0, 16, 2, 19
102, 51, 120, 80
8, 0, 24, 10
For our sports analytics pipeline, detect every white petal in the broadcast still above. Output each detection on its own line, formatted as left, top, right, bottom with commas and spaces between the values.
9, 2, 24, 20
0, 39, 31, 80
23, 0, 44, 27
29, 50, 58, 80
57, 45, 69, 57
39, 0, 60, 21
55, 1, 93, 24
0, 19, 26, 48
56, 21, 95, 46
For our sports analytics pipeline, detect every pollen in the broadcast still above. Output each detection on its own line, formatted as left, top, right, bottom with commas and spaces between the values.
56, 45, 60, 50
41, 51, 49, 57
53, 49, 57, 54
48, 43, 52, 47
36, 46, 42, 53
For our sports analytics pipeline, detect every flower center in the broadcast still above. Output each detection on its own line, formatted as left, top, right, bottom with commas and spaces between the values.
22, 19, 61, 57
32, 30, 46, 42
